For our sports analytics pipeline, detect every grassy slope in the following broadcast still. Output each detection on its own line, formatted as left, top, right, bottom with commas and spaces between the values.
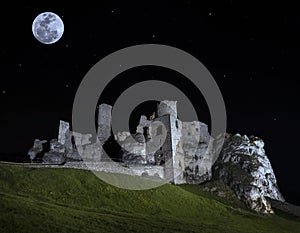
0, 165, 299, 233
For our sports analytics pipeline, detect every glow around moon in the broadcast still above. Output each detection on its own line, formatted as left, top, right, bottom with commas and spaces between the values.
32, 12, 64, 44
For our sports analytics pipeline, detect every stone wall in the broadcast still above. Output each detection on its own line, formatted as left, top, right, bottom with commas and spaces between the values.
115, 131, 147, 165
169, 115, 185, 184
153, 115, 174, 180
30, 101, 214, 185
32, 161, 165, 180
181, 121, 213, 184
116, 100, 212, 184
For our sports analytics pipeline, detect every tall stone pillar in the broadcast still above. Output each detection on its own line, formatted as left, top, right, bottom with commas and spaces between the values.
58, 120, 70, 145
97, 103, 112, 144
155, 100, 184, 184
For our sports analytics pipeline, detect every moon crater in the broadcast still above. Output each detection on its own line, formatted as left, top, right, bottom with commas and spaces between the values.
32, 12, 64, 44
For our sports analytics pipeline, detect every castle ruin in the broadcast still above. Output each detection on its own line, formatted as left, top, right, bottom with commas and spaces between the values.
27, 100, 286, 213
29, 100, 215, 185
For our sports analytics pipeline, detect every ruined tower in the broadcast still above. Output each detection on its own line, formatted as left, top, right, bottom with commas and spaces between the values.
155, 100, 185, 184
58, 120, 70, 145
97, 104, 112, 144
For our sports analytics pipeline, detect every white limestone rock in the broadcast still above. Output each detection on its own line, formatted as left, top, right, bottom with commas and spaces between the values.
213, 133, 284, 214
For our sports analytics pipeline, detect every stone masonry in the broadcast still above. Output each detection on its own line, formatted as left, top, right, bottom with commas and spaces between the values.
27, 100, 284, 214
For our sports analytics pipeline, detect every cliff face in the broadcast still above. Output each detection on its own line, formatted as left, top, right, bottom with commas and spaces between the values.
213, 133, 284, 214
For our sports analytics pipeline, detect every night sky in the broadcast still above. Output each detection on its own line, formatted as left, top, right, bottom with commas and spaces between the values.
1, 1, 300, 205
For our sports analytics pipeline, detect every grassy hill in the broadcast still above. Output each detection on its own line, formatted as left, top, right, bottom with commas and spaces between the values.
0, 165, 299, 233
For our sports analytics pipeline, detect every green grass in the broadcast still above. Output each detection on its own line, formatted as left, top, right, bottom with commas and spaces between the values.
0, 165, 299, 233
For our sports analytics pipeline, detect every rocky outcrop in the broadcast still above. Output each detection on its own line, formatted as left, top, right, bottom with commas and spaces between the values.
213, 133, 284, 214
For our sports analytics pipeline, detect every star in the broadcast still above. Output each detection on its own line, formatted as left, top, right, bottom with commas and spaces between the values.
152, 34, 156, 38
208, 12, 212, 16
2, 90, 6, 94
111, 10, 114, 13
65, 84, 69, 88
65, 44, 69, 48
273, 118, 277, 121
18, 63, 22, 67
223, 74, 226, 78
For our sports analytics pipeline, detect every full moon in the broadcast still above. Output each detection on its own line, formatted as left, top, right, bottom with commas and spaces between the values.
32, 12, 64, 44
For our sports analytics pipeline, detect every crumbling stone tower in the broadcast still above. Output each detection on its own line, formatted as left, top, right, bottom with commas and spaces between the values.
58, 120, 73, 151
97, 104, 112, 144
56, 104, 113, 162
154, 100, 185, 184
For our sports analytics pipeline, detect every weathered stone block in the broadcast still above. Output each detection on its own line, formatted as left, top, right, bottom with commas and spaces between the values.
28, 139, 47, 161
